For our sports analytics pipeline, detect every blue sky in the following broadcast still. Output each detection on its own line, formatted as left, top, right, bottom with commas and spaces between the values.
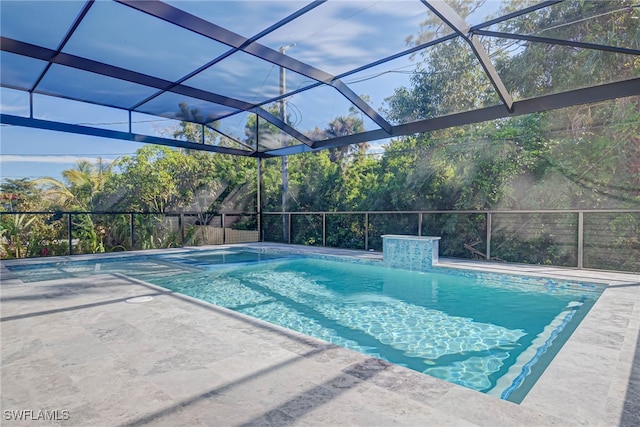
0, 125, 148, 181
1, 87, 169, 182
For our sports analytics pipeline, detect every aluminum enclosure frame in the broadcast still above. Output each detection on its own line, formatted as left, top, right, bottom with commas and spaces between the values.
1, 0, 638, 159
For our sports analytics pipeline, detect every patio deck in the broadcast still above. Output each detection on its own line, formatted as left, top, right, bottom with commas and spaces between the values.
1, 244, 638, 426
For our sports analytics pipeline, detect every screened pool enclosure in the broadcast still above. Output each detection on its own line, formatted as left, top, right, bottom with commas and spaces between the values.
1, 1, 639, 270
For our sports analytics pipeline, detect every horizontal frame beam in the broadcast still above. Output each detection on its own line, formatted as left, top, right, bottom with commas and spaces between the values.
0, 114, 256, 157
5, 78, 638, 159
473, 29, 640, 56
470, 1, 563, 31
275, 78, 640, 154
3, 209, 637, 216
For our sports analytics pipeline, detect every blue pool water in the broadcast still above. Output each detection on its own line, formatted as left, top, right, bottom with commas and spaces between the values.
5, 249, 603, 402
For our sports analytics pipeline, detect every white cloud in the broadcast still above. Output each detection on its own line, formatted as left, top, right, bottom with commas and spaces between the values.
367, 139, 390, 154
0, 155, 117, 164
0, 104, 29, 115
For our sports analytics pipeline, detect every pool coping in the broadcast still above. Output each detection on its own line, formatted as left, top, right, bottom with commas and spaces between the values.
1, 243, 639, 426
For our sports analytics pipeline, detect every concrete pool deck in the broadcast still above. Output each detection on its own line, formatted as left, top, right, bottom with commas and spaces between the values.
1, 243, 638, 426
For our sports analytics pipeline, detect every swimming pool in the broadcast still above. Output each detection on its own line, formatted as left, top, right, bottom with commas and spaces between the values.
4, 248, 604, 403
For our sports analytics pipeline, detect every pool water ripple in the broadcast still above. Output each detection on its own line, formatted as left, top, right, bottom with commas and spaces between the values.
232, 268, 527, 391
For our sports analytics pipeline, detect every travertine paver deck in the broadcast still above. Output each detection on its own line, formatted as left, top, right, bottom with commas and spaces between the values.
1, 244, 638, 426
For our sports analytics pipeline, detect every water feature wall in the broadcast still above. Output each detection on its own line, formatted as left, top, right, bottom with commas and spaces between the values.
382, 235, 440, 272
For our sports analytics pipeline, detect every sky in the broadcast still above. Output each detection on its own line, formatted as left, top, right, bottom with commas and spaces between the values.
0, 86, 173, 182
0, 125, 148, 181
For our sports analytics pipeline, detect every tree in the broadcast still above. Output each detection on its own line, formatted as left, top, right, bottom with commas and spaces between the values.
0, 178, 68, 258
36, 158, 112, 211
107, 146, 205, 212
325, 108, 370, 164
31, 159, 114, 254
0, 178, 40, 211
496, 0, 639, 100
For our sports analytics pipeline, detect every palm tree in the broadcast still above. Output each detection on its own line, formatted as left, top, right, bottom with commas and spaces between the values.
325, 115, 370, 163
36, 158, 113, 254
37, 158, 112, 211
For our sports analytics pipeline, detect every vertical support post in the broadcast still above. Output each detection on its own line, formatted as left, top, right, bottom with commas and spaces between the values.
282, 170, 288, 242
257, 157, 262, 242
29, 92, 34, 119
130, 213, 135, 250
179, 213, 184, 245
365, 213, 369, 251
322, 213, 326, 247
288, 213, 292, 244
222, 213, 226, 244
418, 212, 423, 237
201, 124, 205, 144
279, 45, 292, 244
486, 212, 492, 260
577, 211, 584, 269
67, 213, 73, 255
128, 110, 132, 133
